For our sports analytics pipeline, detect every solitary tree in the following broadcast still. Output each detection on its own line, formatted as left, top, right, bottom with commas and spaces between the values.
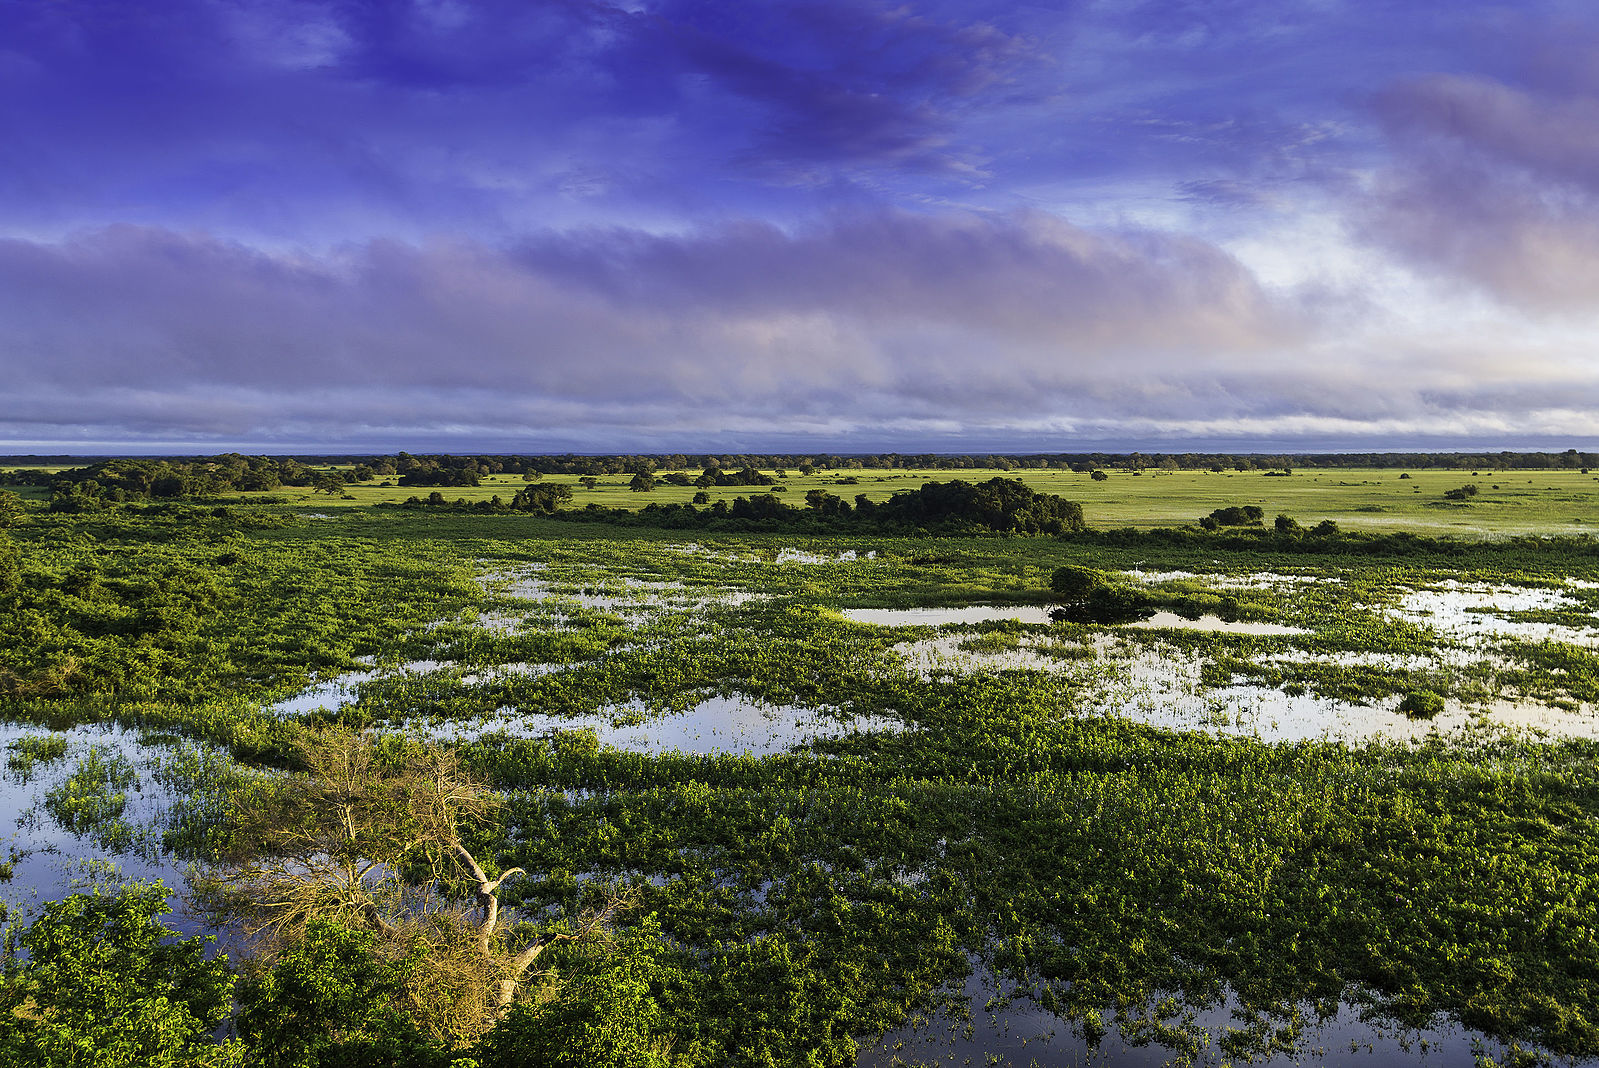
196, 731, 630, 1047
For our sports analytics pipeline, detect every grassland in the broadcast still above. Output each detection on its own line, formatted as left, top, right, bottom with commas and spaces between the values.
34, 465, 1592, 537
8, 458, 1599, 536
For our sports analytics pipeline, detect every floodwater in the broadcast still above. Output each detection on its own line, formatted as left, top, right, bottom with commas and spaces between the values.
422, 695, 901, 756
1127, 611, 1306, 635
268, 660, 451, 716
1130, 569, 1336, 589
0, 722, 213, 934
842, 605, 1305, 635
1390, 581, 1599, 646
889, 635, 1599, 742
479, 566, 764, 621
776, 548, 877, 565
843, 605, 1058, 626
858, 961, 1526, 1068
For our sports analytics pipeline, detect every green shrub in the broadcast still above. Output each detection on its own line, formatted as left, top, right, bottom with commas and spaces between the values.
1399, 690, 1446, 719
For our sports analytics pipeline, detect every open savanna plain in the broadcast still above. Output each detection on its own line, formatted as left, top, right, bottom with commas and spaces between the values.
1, 468, 1598, 1067
10, 463, 1593, 538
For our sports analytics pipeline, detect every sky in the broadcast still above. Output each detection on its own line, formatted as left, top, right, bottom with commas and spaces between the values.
4, 0, 1599, 454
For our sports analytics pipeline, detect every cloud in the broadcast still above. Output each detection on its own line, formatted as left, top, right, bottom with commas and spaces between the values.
1361, 71, 1599, 308
6, 211, 1595, 451
0, 212, 1306, 446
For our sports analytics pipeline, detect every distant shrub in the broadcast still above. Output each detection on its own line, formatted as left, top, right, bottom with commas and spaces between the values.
1442, 484, 1479, 501
1200, 505, 1265, 530
1049, 565, 1154, 623
1399, 690, 1446, 719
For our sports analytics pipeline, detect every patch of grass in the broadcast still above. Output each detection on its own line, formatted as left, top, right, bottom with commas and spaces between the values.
42, 746, 148, 852
1399, 690, 1447, 719
6, 733, 69, 780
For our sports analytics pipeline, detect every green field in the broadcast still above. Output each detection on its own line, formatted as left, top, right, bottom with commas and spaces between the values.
7, 462, 1588, 537
2, 480, 1599, 1066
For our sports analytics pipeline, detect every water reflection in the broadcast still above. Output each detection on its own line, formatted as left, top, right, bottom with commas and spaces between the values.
419, 695, 901, 756
857, 962, 1523, 1068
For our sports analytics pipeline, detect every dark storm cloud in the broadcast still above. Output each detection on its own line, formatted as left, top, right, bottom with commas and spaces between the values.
606, 1, 1038, 178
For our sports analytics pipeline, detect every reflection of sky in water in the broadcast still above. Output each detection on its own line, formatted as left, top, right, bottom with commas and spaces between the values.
0, 722, 211, 936
858, 960, 1523, 1068
1391, 581, 1599, 646
893, 630, 1599, 743
418, 695, 900, 756
1127, 611, 1305, 635
843, 605, 1057, 626
842, 606, 1304, 634
478, 566, 764, 623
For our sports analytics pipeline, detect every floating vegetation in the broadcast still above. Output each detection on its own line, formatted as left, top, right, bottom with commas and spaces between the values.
5, 733, 69, 781
3, 504, 1599, 1065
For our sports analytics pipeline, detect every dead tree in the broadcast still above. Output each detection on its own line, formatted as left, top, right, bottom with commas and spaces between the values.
194, 728, 627, 1043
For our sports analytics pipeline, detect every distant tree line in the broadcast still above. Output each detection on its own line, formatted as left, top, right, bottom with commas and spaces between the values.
8, 448, 1597, 510
391, 477, 1087, 535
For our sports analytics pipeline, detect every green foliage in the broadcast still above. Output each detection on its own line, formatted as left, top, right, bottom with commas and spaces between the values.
394, 477, 1086, 536
1399, 689, 1447, 719
43, 745, 147, 851
510, 484, 573, 512
0, 532, 17, 596
1048, 565, 1154, 623
1200, 505, 1265, 529
0, 883, 243, 1067
474, 920, 677, 1068
0, 509, 481, 706
6, 502, 1599, 1064
5, 732, 69, 780
235, 919, 449, 1068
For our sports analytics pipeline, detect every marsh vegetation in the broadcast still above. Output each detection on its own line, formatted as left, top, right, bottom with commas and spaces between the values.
1, 461, 1598, 1066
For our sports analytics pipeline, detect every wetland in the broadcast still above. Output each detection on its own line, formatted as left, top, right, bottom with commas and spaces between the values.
2, 458, 1598, 1066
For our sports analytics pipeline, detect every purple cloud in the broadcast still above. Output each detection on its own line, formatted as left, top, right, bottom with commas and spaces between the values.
1361, 67, 1599, 309
0, 212, 1301, 444
4, 1, 1599, 450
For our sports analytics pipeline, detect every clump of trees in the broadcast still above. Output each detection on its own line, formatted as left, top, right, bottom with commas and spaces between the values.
1048, 565, 1155, 623
394, 477, 1086, 535
693, 466, 774, 488
1199, 505, 1264, 529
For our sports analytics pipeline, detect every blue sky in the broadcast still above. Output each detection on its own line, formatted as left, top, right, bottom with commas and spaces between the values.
4, 0, 1599, 452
